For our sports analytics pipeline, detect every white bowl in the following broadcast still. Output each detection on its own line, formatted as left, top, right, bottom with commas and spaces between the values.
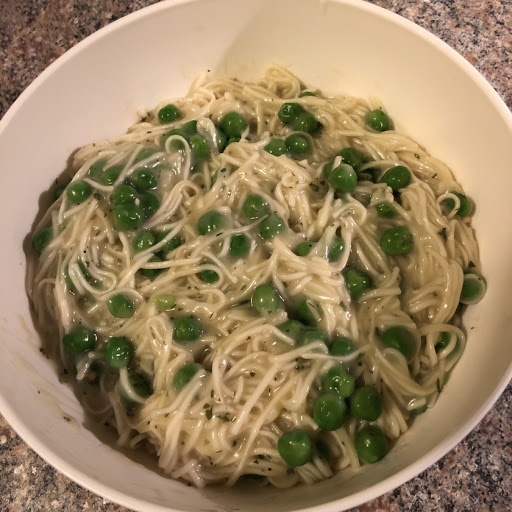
1, 0, 511, 510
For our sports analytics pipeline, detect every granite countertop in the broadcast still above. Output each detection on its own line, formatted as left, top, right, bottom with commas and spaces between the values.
0, 0, 511, 510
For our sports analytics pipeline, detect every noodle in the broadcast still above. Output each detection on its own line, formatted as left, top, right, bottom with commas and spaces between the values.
26, 66, 485, 488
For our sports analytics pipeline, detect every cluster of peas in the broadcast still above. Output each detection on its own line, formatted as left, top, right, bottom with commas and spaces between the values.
74, 147, 164, 232
251, 287, 388, 465
248, 283, 420, 467
61, 323, 151, 406
263, 95, 395, 161
314, 142, 484, 306
278, 376, 388, 467
102, 104, 253, 231
159, 107, 247, 154
61, 314, 203, 407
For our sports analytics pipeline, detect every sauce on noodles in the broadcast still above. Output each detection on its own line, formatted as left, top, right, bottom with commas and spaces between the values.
27, 66, 486, 487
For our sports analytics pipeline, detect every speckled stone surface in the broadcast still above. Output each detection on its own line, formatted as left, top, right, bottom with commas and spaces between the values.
0, 1, 511, 511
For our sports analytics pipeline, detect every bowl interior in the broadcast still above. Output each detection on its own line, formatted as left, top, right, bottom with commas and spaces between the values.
1, 1, 511, 511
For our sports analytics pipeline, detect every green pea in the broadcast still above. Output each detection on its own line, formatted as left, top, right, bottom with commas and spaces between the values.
155, 231, 183, 255
278, 320, 305, 342
190, 135, 210, 159
118, 373, 152, 408
107, 293, 135, 318
277, 429, 312, 467
375, 202, 396, 218
460, 273, 486, 304
441, 192, 473, 218
298, 328, 329, 347
130, 170, 157, 191
380, 166, 411, 192
330, 337, 355, 356
153, 294, 176, 311
294, 241, 314, 257
343, 268, 373, 299
197, 210, 225, 235
365, 109, 391, 132
173, 315, 202, 342
278, 103, 304, 124
435, 331, 452, 352
322, 365, 355, 398
104, 336, 134, 369
243, 194, 270, 220
100, 165, 123, 186
182, 120, 198, 136
128, 373, 152, 399
200, 269, 219, 283
229, 233, 251, 259
299, 91, 316, 97
381, 326, 416, 361
32, 227, 52, 253
355, 425, 388, 463
296, 298, 321, 326
173, 363, 203, 390
66, 181, 92, 204
134, 147, 155, 162
327, 163, 357, 194
259, 214, 286, 239
227, 137, 240, 146
139, 255, 163, 279
113, 203, 144, 231
252, 283, 282, 316
313, 393, 348, 431
221, 112, 247, 138
88, 159, 106, 178
216, 128, 227, 152
327, 234, 344, 262
286, 134, 310, 156
411, 403, 428, 416
139, 192, 160, 219
132, 230, 156, 252
292, 111, 320, 133
113, 202, 145, 231
158, 104, 181, 124
350, 386, 383, 421
380, 226, 414, 255
63, 325, 97, 358
339, 148, 363, 172
264, 138, 287, 156
112, 184, 138, 205
162, 128, 188, 150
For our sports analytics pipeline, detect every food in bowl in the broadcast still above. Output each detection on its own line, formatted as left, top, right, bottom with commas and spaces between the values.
27, 66, 486, 488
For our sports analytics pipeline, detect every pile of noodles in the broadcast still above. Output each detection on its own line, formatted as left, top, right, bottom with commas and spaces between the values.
27, 66, 479, 488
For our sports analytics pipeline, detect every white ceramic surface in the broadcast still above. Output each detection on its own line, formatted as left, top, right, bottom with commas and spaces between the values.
1, 1, 511, 511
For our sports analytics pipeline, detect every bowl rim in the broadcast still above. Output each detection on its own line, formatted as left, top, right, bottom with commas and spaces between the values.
1, 0, 511, 511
